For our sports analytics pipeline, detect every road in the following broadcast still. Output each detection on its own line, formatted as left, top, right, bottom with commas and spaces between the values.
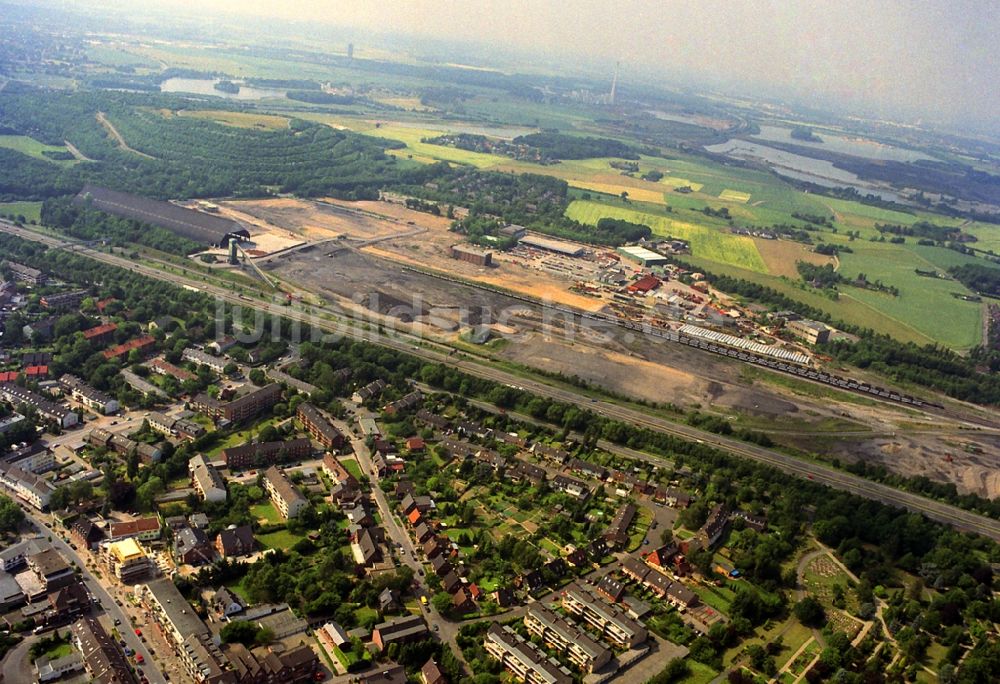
96, 111, 156, 160
17, 508, 165, 684
1, 633, 37, 684
2, 220, 998, 541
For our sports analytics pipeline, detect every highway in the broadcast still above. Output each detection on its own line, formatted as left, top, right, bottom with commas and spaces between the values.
3, 219, 998, 541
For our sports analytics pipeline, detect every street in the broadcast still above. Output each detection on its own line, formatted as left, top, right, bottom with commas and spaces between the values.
17, 506, 167, 684
333, 410, 468, 667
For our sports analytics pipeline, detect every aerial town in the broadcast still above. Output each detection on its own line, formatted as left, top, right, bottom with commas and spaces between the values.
1, 3, 999, 684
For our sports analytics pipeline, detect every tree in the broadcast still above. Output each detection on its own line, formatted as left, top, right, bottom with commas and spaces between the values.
0, 497, 24, 534
220, 621, 261, 646
432, 592, 452, 616
794, 596, 826, 627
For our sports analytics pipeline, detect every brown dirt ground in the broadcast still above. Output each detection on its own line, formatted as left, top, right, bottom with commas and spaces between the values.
321, 198, 454, 229
753, 238, 836, 278
219, 198, 428, 241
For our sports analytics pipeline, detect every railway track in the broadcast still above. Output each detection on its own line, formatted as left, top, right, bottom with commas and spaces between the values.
2, 220, 998, 540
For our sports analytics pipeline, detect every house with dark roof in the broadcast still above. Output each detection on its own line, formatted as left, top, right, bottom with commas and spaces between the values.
173, 526, 215, 566
430, 555, 452, 578
597, 575, 626, 603
442, 571, 462, 594
414, 522, 436, 545
212, 587, 245, 618
451, 587, 475, 614
518, 569, 545, 594
421, 658, 447, 684
493, 587, 516, 608
215, 525, 256, 558
70, 517, 105, 550
604, 502, 637, 549
372, 614, 429, 651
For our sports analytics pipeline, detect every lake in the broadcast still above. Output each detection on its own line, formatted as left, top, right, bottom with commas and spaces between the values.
705, 138, 905, 203
752, 124, 936, 163
159, 78, 287, 101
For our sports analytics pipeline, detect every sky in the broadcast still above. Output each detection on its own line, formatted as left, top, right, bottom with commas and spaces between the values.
82, 0, 1000, 130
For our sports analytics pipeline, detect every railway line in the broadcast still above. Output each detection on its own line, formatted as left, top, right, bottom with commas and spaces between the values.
2, 220, 998, 541
401, 265, 943, 410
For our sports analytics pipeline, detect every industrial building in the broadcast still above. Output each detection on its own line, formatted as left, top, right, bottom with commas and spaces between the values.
73, 185, 249, 247
450, 244, 494, 266
518, 233, 586, 257
617, 244, 669, 267
786, 318, 832, 345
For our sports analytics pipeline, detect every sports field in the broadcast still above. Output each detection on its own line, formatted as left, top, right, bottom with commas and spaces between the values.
566, 199, 767, 272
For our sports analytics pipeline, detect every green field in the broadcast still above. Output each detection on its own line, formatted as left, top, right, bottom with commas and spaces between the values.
250, 502, 282, 524
680, 660, 720, 684
0, 135, 76, 166
258, 528, 306, 549
0, 201, 43, 222
681, 256, 933, 344
835, 242, 983, 350
567, 199, 767, 272
341, 457, 364, 480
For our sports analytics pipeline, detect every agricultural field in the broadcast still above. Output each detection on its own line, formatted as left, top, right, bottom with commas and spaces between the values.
566, 199, 767, 272
680, 256, 933, 345
719, 189, 752, 203
158, 108, 291, 130
0, 135, 77, 166
0, 201, 43, 222
753, 237, 835, 278
835, 241, 983, 350
85, 45, 160, 69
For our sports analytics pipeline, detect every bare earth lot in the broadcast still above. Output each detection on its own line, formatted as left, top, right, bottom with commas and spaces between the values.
256, 199, 1000, 499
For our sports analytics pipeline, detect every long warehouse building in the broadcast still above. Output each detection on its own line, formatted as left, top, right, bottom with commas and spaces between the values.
73, 185, 249, 247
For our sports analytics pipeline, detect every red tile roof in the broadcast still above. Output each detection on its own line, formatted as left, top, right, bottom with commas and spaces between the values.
103, 335, 155, 360
0, 372, 18, 383
83, 322, 118, 340
24, 365, 48, 377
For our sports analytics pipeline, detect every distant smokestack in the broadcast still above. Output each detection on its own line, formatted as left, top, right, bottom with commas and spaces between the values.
609, 61, 620, 105
347, 43, 354, 60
